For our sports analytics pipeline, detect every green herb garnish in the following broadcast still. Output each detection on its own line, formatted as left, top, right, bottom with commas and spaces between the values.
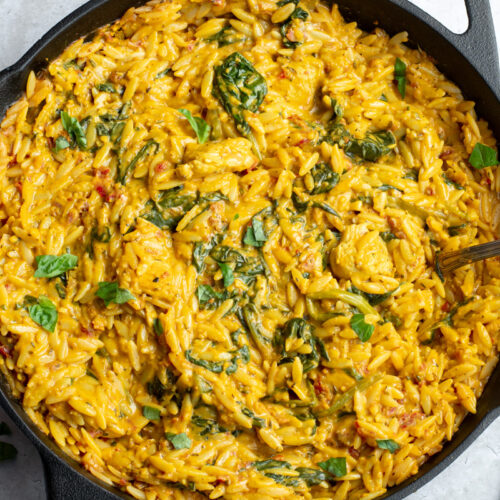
178, 109, 211, 144
96, 281, 135, 306
350, 313, 374, 342
28, 296, 58, 332
34, 254, 78, 278
469, 143, 498, 169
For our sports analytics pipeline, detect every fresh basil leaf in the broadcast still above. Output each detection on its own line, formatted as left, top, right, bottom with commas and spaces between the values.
350, 313, 374, 342
96, 281, 135, 306
376, 439, 400, 453
317, 457, 346, 477
0, 442, 17, 461
185, 350, 224, 373
179, 109, 211, 144
34, 254, 78, 278
218, 262, 234, 287
153, 318, 163, 336
165, 432, 191, 449
142, 405, 161, 420
394, 58, 407, 99
28, 296, 58, 332
96, 83, 116, 93
469, 143, 498, 169
0, 422, 11, 436
60, 111, 87, 150
243, 217, 267, 247
53, 136, 70, 153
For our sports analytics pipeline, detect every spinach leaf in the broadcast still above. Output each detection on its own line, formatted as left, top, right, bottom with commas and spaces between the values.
378, 184, 403, 193
275, 318, 326, 373
226, 344, 250, 375
142, 405, 161, 420
295, 467, 328, 486
179, 109, 211, 144
153, 318, 163, 336
469, 143, 498, 169
394, 58, 407, 99
193, 236, 220, 272
96, 83, 116, 93
28, 296, 58, 332
96, 103, 129, 142
0, 442, 17, 461
292, 191, 309, 213
345, 131, 396, 162
53, 136, 70, 153
96, 281, 135, 306
279, 6, 309, 49
376, 439, 400, 453
165, 432, 191, 449
218, 262, 234, 287
192, 415, 227, 436
254, 459, 291, 471
350, 313, 374, 342
60, 111, 87, 150
185, 350, 224, 373
196, 284, 234, 310
322, 123, 395, 162
206, 25, 247, 47
350, 285, 397, 306
211, 245, 265, 285
312, 201, 341, 218
155, 68, 172, 79
343, 367, 363, 381
403, 168, 419, 181
242, 407, 265, 428
34, 254, 78, 278
448, 224, 466, 236
309, 162, 339, 195
317, 457, 346, 477
118, 139, 159, 184
442, 173, 464, 190
212, 52, 267, 148
239, 304, 272, 355
380, 230, 397, 242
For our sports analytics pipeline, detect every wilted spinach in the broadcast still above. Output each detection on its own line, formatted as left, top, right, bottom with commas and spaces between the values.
212, 52, 267, 152
206, 25, 247, 47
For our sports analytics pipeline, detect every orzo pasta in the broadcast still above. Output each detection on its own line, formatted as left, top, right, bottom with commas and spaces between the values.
0, 0, 499, 499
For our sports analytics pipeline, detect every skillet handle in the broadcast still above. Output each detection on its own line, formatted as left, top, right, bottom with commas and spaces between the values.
390, 0, 500, 97
41, 448, 120, 500
0, 67, 23, 116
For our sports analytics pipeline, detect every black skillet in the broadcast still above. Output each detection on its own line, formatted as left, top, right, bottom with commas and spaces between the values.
0, 0, 499, 498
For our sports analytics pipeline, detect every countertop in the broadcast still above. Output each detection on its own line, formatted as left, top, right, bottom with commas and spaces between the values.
0, 0, 500, 499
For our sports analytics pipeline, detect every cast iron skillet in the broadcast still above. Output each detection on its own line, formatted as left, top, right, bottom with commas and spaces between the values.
0, 0, 499, 498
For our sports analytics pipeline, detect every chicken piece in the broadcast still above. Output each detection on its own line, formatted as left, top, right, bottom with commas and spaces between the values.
331, 224, 394, 279
178, 138, 257, 178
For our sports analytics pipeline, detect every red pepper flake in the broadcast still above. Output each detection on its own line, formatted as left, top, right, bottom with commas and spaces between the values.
486, 177, 492, 185
348, 447, 360, 459
441, 301, 450, 312
14, 181, 22, 194
296, 138, 310, 147
0, 345, 11, 358
97, 168, 110, 177
119, 479, 127, 486
96, 185, 107, 199
313, 377, 326, 396
214, 479, 227, 486
155, 162, 168, 173
278, 70, 287, 80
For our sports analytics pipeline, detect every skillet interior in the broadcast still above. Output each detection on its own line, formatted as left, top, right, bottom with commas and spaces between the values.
0, 1, 499, 499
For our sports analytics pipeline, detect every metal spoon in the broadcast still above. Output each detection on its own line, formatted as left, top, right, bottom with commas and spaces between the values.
437, 240, 500, 274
